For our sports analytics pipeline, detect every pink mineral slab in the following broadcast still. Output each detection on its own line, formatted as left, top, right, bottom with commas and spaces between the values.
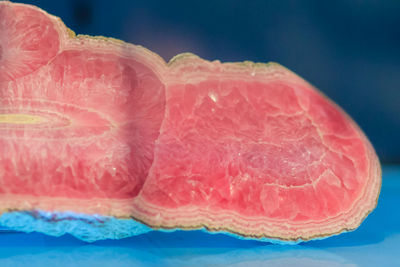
0, 1, 381, 242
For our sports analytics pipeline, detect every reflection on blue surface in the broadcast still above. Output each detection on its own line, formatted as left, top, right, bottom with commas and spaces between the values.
0, 209, 311, 245
0, 166, 398, 267
0, 210, 153, 242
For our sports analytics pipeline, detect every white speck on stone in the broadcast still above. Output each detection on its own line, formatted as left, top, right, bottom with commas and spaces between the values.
208, 92, 218, 102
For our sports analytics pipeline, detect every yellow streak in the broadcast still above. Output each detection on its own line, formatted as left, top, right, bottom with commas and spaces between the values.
0, 114, 45, 124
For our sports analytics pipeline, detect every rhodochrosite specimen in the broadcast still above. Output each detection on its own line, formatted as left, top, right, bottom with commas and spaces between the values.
0, 2, 381, 242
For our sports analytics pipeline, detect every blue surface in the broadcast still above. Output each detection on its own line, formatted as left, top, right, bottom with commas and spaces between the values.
0, 166, 398, 266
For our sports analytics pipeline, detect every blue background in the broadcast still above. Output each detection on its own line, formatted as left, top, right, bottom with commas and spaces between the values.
18, 0, 400, 164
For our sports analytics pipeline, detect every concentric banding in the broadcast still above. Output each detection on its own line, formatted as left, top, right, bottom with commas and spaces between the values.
0, 98, 113, 139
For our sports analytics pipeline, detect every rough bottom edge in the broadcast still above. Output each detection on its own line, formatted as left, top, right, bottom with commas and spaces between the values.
0, 210, 343, 244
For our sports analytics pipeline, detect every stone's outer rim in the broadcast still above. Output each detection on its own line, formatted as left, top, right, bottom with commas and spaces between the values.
0, 1, 382, 242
